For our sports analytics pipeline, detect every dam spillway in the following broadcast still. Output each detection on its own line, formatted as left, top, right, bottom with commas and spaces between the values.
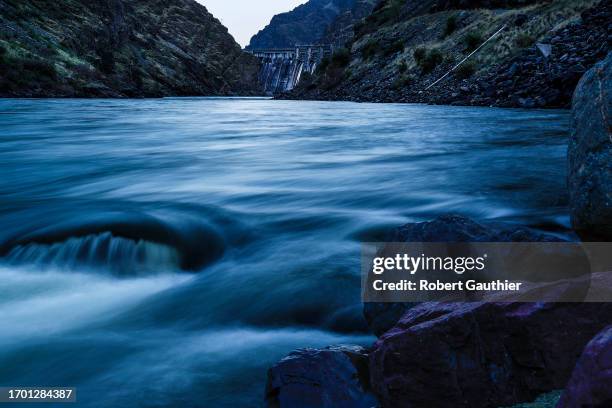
249, 45, 332, 95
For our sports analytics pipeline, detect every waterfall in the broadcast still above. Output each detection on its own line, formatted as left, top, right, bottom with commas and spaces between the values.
4, 232, 181, 275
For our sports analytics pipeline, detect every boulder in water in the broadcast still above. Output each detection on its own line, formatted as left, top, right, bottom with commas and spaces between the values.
364, 215, 565, 336
369, 302, 612, 408
568, 52, 612, 239
557, 325, 612, 408
264, 345, 377, 408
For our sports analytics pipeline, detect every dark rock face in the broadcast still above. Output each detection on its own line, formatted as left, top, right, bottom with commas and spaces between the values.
557, 325, 612, 408
0, 0, 261, 97
364, 215, 566, 336
322, 0, 378, 47
264, 345, 377, 408
247, 0, 360, 49
430, 0, 541, 12
568, 53, 612, 239
369, 302, 612, 408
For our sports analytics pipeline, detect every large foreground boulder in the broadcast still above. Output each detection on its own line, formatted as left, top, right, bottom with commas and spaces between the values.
364, 215, 566, 336
369, 302, 612, 408
568, 53, 612, 239
265, 345, 377, 408
557, 325, 612, 408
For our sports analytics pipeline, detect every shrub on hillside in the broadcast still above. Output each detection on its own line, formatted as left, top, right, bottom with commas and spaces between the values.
516, 33, 536, 48
391, 74, 413, 90
416, 48, 443, 74
442, 15, 458, 38
397, 59, 407, 73
23, 58, 57, 79
463, 31, 483, 52
455, 62, 476, 79
366, 0, 404, 28
413, 47, 426, 63
361, 39, 378, 60
383, 39, 405, 57
316, 56, 330, 74
331, 47, 351, 67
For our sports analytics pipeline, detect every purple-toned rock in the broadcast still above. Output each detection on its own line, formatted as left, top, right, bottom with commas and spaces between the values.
265, 345, 377, 408
568, 52, 612, 239
557, 325, 612, 408
364, 215, 566, 337
369, 302, 612, 408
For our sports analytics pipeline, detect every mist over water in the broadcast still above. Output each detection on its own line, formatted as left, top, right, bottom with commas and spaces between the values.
0, 98, 569, 406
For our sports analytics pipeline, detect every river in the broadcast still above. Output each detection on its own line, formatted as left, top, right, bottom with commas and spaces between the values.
0, 97, 570, 407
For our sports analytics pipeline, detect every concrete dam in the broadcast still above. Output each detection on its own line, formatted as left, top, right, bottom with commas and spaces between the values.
249, 45, 332, 95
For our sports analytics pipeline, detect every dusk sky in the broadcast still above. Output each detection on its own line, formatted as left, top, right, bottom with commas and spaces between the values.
198, 0, 307, 47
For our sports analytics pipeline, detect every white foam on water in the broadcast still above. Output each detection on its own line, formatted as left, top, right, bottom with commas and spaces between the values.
0, 265, 191, 346
5, 232, 182, 275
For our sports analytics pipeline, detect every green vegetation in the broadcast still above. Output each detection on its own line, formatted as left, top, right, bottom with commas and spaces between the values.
515, 33, 536, 48
391, 74, 413, 90
316, 56, 330, 74
331, 47, 351, 67
463, 31, 483, 52
397, 59, 407, 73
413, 47, 426, 64
316, 47, 353, 90
415, 48, 443, 74
361, 39, 378, 60
383, 39, 405, 57
358, 0, 404, 36
454, 62, 476, 79
443, 15, 458, 38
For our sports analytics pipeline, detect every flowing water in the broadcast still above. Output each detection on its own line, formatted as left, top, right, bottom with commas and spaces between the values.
0, 98, 570, 407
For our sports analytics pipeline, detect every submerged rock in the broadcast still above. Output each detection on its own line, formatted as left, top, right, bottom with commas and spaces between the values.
393, 215, 564, 243
557, 325, 612, 408
369, 302, 612, 408
265, 345, 377, 408
568, 52, 612, 239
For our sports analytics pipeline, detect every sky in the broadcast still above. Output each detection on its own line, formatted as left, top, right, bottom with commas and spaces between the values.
198, 1, 307, 48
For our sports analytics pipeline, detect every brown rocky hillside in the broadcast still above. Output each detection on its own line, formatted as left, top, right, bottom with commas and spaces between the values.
0, 0, 261, 97
286, 0, 610, 108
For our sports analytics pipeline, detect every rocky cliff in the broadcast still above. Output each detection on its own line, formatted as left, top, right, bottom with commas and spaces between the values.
0, 0, 261, 97
247, 0, 377, 49
286, 0, 610, 108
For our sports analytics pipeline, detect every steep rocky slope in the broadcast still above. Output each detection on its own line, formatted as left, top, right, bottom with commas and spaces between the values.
286, 0, 610, 108
0, 0, 261, 97
247, 0, 376, 49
